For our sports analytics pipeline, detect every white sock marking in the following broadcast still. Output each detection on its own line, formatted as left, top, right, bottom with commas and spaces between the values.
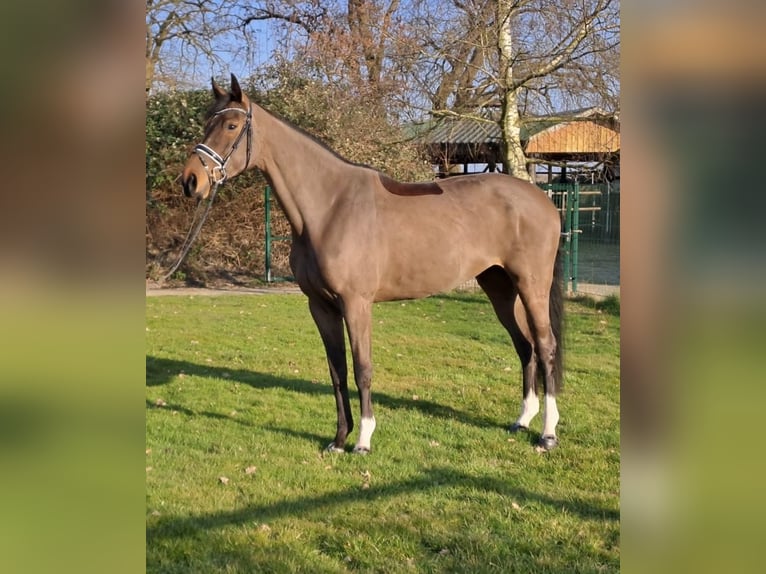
356, 416, 376, 451
516, 388, 540, 427
542, 394, 559, 437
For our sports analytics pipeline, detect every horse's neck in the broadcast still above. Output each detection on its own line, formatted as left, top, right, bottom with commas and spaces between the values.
252, 105, 353, 236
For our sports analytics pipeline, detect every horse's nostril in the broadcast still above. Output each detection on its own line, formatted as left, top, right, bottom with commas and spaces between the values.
183, 173, 197, 197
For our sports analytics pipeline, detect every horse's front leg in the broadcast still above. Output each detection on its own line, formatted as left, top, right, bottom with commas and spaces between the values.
309, 298, 353, 452
342, 297, 376, 454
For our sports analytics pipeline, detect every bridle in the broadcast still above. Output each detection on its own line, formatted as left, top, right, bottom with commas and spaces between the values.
193, 103, 253, 187
160, 102, 253, 283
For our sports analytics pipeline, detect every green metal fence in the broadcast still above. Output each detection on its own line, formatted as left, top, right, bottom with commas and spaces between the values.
540, 183, 580, 293
539, 181, 620, 294
577, 182, 620, 243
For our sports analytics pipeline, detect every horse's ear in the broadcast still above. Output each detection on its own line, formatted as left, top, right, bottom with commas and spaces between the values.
230, 73, 243, 103
211, 77, 227, 100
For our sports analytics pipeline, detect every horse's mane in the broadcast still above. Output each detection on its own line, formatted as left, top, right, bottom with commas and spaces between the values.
258, 105, 442, 195
210, 93, 441, 196
259, 102, 375, 169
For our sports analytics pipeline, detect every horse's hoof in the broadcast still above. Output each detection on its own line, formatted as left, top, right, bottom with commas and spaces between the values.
509, 423, 529, 433
352, 446, 371, 455
325, 442, 345, 454
538, 435, 559, 450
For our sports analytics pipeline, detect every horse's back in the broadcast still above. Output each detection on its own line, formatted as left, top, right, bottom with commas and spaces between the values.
439, 173, 555, 210
377, 172, 558, 237
368, 172, 560, 301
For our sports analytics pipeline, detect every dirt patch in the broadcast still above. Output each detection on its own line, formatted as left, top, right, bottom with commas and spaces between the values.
146, 278, 301, 297
146, 280, 617, 300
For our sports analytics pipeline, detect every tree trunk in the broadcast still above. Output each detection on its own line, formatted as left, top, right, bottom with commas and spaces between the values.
497, 0, 531, 182
146, 56, 154, 97
500, 86, 531, 182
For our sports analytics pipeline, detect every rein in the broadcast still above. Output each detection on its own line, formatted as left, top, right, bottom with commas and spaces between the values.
160, 104, 253, 282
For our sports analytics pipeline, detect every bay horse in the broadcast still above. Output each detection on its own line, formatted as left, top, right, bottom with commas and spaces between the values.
180, 74, 564, 453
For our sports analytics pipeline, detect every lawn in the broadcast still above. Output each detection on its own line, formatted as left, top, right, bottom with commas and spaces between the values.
146, 292, 619, 573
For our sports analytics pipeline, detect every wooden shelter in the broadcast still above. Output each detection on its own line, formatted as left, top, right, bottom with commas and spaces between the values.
526, 119, 620, 160
416, 108, 620, 181
418, 117, 503, 174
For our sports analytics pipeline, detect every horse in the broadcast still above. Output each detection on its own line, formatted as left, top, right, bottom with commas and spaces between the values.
180, 74, 564, 453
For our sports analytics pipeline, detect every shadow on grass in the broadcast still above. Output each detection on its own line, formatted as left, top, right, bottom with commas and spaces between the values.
145, 399, 255, 427
147, 466, 619, 543
147, 355, 505, 431
263, 425, 331, 451
146, 468, 620, 571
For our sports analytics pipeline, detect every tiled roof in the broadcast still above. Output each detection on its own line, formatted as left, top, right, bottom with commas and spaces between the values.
412, 108, 619, 148
418, 118, 502, 145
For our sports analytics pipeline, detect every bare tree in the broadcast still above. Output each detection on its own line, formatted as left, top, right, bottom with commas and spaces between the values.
497, 0, 529, 179
148, 0, 619, 179
239, 1, 410, 94
146, 0, 262, 94
408, 0, 619, 179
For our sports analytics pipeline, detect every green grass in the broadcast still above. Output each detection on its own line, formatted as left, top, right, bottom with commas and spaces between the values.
146, 292, 619, 573
570, 293, 621, 317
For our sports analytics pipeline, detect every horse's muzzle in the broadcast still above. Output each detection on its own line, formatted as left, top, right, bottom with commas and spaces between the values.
182, 173, 197, 198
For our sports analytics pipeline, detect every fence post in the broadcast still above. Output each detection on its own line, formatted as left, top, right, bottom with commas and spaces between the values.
601, 181, 612, 241
572, 181, 580, 294
563, 186, 572, 294
264, 185, 272, 282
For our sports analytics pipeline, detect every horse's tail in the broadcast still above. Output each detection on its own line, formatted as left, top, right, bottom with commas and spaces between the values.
548, 249, 565, 394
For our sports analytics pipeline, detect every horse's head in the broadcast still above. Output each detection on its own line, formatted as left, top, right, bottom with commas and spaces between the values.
181, 74, 253, 200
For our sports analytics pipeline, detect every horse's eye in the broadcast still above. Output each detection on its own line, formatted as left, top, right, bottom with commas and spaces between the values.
227, 123, 237, 130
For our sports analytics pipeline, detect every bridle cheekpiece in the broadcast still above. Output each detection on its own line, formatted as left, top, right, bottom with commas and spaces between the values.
193, 103, 253, 188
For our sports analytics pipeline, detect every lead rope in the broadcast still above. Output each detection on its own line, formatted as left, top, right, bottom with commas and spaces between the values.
159, 182, 221, 283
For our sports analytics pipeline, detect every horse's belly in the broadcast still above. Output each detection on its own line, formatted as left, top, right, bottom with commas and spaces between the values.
375, 246, 490, 301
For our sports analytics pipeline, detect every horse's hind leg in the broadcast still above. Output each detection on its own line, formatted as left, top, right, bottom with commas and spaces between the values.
476, 267, 540, 432
309, 297, 353, 452
515, 274, 562, 450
